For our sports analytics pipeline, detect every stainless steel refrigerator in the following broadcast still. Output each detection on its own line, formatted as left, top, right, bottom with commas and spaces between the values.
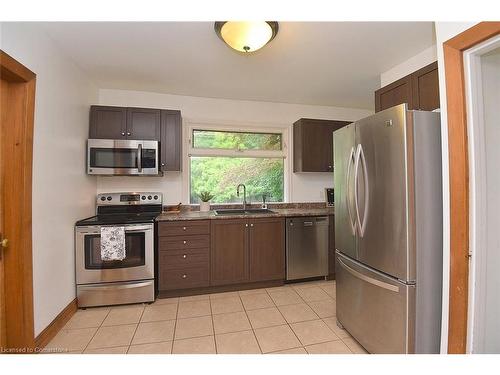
333, 104, 443, 354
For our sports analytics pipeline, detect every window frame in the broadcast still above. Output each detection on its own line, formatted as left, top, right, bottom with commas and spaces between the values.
183, 120, 290, 205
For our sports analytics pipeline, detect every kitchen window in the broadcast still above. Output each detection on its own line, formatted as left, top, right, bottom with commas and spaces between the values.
188, 127, 286, 204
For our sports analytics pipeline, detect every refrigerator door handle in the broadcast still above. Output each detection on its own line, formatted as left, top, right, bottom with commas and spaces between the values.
354, 144, 362, 235
359, 144, 369, 237
337, 257, 399, 293
346, 146, 356, 235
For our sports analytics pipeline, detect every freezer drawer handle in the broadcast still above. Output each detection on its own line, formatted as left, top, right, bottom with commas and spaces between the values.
337, 258, 399, 293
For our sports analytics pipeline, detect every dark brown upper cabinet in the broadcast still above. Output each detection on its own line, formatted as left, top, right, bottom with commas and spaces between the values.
126, 107, 161, 140
160, 110, 182, 172
89, 105, 182, 172
90, 106, 160, 140
293, 118, 351, 173
375, 61, 439, 113
89, 106, 127, 139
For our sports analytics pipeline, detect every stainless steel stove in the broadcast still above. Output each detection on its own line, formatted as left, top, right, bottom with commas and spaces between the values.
75, 192, 162, 307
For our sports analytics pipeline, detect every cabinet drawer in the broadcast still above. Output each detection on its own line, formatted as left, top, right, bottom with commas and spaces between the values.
159, 249, 209, 269
158, 220, 210, 237
158, 235, 210, 251
159, 266, 209, 290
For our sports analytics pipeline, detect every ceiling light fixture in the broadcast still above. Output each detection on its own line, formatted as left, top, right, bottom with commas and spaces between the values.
214, 21, 279, 53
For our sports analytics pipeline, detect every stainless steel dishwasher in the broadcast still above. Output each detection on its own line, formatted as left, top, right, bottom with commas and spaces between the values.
286, 216, 329, 280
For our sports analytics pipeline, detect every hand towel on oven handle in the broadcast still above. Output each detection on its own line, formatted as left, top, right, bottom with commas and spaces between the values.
100, 226, 126, 261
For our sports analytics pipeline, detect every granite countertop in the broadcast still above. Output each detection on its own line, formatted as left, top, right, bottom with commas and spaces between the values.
156, 204, 334, 222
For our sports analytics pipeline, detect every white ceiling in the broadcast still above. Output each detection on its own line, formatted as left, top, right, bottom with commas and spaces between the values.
38, 22, 435, 110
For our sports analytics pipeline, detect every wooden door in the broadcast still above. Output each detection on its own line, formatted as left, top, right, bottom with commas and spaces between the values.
375, 75, 413, 112
249, 218, 285, 282
0, 50, 36, 351
411, 61, 440, 111
160, 110, 182, 172
210, 219, 249, 285
126, 108, 161, 140
89, 105, 127, 139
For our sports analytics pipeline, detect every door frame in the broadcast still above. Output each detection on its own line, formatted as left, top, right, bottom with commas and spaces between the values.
0, 50, 36, 351
443, 22, 500, 354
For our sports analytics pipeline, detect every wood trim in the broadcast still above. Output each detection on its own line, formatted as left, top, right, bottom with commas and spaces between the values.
443, 22, 500, 354
0, 50, 36, 351
0, 51, 35, 83
34, 299, 77, 351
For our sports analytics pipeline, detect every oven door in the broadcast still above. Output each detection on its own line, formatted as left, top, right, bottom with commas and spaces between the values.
87, 139, 159, 175
75, 223, 154, 284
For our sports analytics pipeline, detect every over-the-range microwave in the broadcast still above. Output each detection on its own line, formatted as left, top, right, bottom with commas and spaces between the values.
87, 139, 159, 176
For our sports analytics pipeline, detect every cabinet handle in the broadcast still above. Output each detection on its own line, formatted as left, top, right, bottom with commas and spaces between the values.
250, 223, 254, 227
182, 227, 186, 231
183, 240, 187, 244
121, 132, 125, 136
161, 163, 165, 167
182, 274, 187, 279
182, 254, 187, 259
245, 224, 248, 227
127, 132, 131, 136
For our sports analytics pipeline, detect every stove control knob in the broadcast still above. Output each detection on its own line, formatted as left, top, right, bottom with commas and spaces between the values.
100, 196, 106, 201
141, 195, 146, 200
154, 195, 158, 200
107, 196, 112, 201
148, 195, 152, 200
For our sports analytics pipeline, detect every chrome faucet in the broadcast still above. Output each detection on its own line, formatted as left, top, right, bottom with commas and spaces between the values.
236, 184, 247, 211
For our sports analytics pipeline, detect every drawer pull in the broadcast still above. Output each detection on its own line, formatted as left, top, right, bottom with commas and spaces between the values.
182, 274, 187, 279
183, 226, 186, 231
183, 240, 187, 244
182, 254, 187, 259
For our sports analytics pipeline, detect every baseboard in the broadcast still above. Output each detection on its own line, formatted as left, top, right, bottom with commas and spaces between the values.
34, 298, 77, 350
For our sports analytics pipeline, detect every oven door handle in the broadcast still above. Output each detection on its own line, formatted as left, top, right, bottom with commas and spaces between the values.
77, 224, 154, 234
137, 143, 143, 173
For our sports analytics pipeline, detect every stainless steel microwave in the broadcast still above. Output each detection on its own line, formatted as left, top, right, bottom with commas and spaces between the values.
87, 139, 159, 176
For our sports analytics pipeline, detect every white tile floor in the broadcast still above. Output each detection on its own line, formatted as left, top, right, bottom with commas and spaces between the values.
43, 280, 368, 354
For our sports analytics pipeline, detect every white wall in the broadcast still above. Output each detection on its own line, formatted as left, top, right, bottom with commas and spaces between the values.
380, 45, 438, 87
477, 47, 500, 352
434, 21, 478, 353
97, 89, 373, 204
1, 23, 98, 336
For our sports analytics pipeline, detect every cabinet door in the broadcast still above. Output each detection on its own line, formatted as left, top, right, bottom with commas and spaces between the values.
126, 107, 161, 140
210, 219, 249, 286
411, 62, 440, 111
89, 106, 127, 139
294, 119, 350, 172
375, 75, 413, 112
249, 217, 285, 282
160, 110, 182, 172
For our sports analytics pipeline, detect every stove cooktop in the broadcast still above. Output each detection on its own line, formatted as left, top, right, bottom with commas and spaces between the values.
75, 212, 159, 226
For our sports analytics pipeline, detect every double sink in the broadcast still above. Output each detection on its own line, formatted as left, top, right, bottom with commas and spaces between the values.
214, 208, 275, 216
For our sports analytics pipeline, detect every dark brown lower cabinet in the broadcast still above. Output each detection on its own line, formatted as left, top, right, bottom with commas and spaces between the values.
210, 219, 249, 286
249, 218, 285, 282
211, 217, 285, 286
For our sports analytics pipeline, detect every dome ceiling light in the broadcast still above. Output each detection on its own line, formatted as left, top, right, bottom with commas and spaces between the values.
214, 21, 279, 53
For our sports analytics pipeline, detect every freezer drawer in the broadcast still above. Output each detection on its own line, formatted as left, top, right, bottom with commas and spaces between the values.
335, 252, 415, 354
